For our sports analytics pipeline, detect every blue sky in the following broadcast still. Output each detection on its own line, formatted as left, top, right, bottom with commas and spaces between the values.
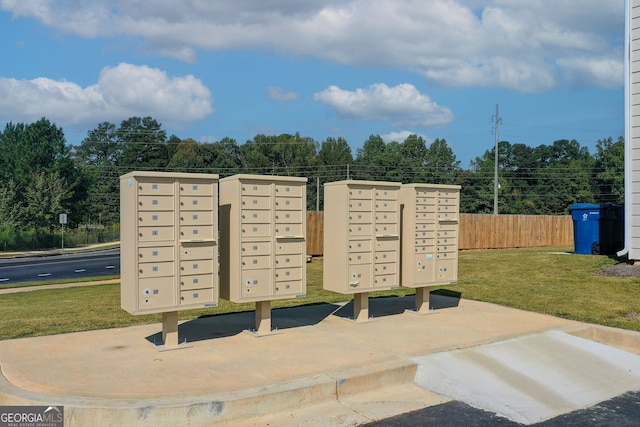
0, 1, 625, 167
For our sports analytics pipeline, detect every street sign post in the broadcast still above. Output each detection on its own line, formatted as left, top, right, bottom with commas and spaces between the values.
59, 214, 67, 251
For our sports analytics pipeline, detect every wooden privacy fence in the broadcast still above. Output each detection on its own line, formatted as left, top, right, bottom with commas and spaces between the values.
457, 214, 573, 250
305, 212, 573, 255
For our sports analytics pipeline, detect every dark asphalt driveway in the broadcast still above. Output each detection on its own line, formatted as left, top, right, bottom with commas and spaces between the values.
364, 390, 640, 427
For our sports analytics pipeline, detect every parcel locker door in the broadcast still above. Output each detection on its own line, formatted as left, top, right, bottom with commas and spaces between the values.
413, 253, 436, 284
138, 277, 176, 310
436, 259, 457, 282
241, 269, 273, 299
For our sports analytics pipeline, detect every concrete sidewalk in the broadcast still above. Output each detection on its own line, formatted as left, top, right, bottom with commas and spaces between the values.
1, 294, 639, 426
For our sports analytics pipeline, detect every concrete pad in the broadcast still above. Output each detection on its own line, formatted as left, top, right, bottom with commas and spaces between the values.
0, 295, 610, 426
317, 295, 575, 357
412, 330, 640, 425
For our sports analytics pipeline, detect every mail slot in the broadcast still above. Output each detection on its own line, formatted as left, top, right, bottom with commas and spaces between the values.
179, 225, 214, 241
275, 197, 302, 210
138, 226, 175, 241
181, 274, 215, 290
242, 255, 271, 270
242, 210, 271, 223
180, 288, 215, 305
275, 184, 303, 197
241, 195, 271, 210
275, 223, 303, 237
275, 254, 302, 267
180, 196, 213, 211
180, 259, 214, 275
137, 181, 174, 195
138, 195, 174, 210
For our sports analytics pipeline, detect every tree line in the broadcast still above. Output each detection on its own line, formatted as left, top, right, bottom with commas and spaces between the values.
0, 116, 624, 245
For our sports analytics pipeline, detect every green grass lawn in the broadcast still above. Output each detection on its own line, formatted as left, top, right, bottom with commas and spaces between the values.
1, 245, 639, 341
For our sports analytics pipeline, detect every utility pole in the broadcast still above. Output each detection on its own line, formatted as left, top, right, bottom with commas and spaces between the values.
316, 177, 320, 211
492, 104, 502, 215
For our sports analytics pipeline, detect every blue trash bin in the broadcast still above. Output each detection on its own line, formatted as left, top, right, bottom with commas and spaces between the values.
568, 203, 601, 254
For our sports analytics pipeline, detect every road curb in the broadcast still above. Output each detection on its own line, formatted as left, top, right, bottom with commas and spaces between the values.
0, 359, 418, 427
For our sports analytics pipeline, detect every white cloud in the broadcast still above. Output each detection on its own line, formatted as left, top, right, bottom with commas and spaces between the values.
314, 83, 454, 128
382, 131, 429, 144
556, 57, 623, 90
0, 0, 624, 92
267, 86, 298, 102
0, 63, 213, 127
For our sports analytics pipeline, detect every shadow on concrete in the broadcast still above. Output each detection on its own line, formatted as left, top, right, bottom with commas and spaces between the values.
331, 293, 461, 320
145, 294, 462, 344
145, 302, 341, 344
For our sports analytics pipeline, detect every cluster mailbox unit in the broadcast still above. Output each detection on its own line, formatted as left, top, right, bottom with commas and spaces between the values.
399, 184, 461, 313
120, 171, 219, 348
121, 171, 461, 346
323, 180, 461, 320
323, 180, 402, 321
219, 174, 307, 335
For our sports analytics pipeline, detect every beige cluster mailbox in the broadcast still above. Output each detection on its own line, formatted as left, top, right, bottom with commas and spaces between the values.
399, 184, 461, 313
323, 180, 461, 320
120, 171, 219, 347
323, 180, 401, 321
219, 174, 307, 334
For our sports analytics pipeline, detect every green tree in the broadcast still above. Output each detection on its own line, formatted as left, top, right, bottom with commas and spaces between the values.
353, 135, 394, 181
0, 179, 22, 229
0, 119, 79, 230
73, 122, 119, 167
424, 138, 461, 184
201, 137, 242, 176
167, 138, 205, 172
317, 137, 353, 181
315, 137, 353, 210
593, 136, 624, 203
399, 135, 428, 183
239, 135, 277, 174
532, 139, 594, 213
73, 121, 120, 225
461, 151, 496, 214
116, 117, 169, 171
0, 118, 72, 185
22, 171, 71, 230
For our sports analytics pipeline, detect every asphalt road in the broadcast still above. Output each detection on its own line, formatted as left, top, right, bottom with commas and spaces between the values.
364, 390, 640, 426
0, 249, 120, 285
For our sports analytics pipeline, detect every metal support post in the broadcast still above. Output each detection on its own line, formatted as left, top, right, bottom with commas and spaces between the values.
162, 311, 179, 348
353, 292, 370, 322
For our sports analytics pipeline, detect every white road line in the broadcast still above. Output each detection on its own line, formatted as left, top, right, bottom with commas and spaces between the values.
0, 278, 8, 282
75, 269, 86, 273
105, 266, 115, 269
37, 273, 52, 277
